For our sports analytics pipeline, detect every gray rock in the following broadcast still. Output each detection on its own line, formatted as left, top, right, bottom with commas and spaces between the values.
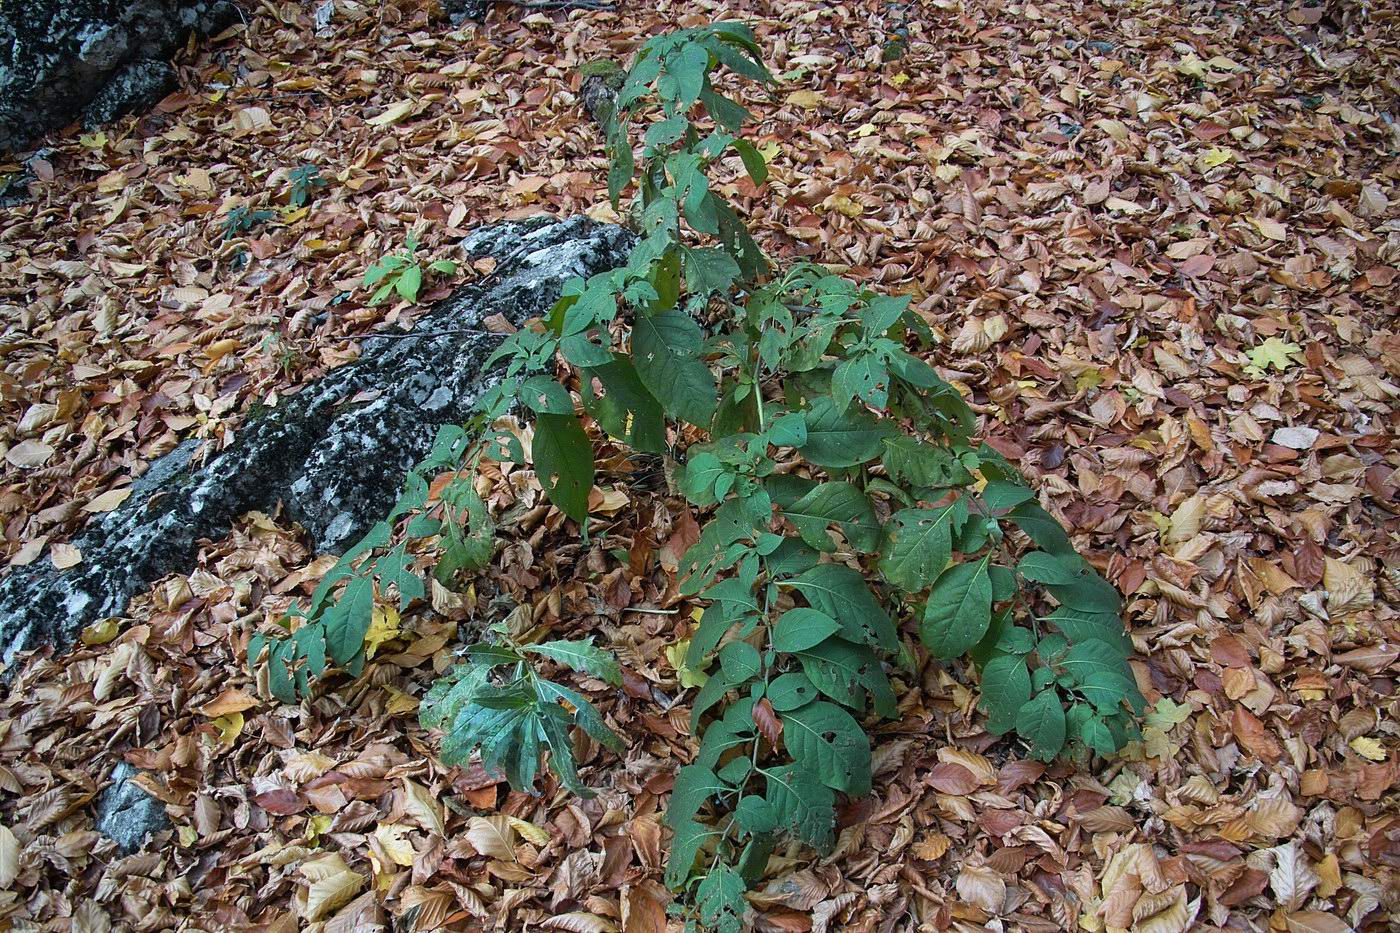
94, 762, 169, 853
0, 215, 632, 665
0, 1, 240, 152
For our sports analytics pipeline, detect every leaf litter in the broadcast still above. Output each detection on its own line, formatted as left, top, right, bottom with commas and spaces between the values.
0, 0, 1396, 930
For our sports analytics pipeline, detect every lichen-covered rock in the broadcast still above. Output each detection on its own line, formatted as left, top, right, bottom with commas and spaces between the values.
94, 762, 169, 853
0, 0, 239, 152
0, 215, 632, 665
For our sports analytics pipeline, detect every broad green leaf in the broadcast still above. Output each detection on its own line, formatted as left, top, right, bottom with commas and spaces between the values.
920, 557, 993, 659
665, 818, 723, 889
763, 763, 835, 853
878, 501, 966, 592
1017, 552, 1084, 586
683, 245, 740, 295
978, 653, 1031, 735
1007, 502, 1075, 555
1060, 638, 1132, 687
518, 376, 574, 415
532, 413, 595, 522
778, 481, 880, 553
770, 608, 841, 653
780, 700, 871, 795
534, 680, 623, 751
522, 638, 621, 685
666, 764, 729, 828
794, 637, 896, 717
718, 640, 762, 682
1016, 688, 1067, 761
695, 863, 746, 933
788, 563, 897, 651
800, 397, 895, 468
766, 672, 819, 711
735, 794, 778, 834
580, 357, 667, 453
631, 310, 717, 426
325, 575, 374, 665
832, 350, 890, 413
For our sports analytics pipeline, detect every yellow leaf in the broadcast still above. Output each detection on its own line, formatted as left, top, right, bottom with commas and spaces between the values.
177, 824, 198, 847
664, 636, 708, 689
209, 712, 244, 745
401, 779, 445, 837
1248, 216, 1287, 241
364, 605, 401, 659
366, 100, 415, 127
507, 817, 550, 846
1199, 147, 1234, 168
785, 90, 824, 109
382, 685, 420, 716
83, 487, 133, 513
80, 619, 120, 646
853, 122, 878, 138
1166, 494, 1205, 544
1245, 337, 1303, 374
1349, 736, 1386, 761
890, 72, 910, 87
374, 823, 417, 867
298, 853, 366, 921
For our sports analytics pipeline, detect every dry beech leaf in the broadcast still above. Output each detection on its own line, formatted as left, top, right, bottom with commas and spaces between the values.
466, 814, 517, 861
955, 863, 1005, 914
401, 779, 445, 837
297, 853, 365, 921
542, 913, 619, 933
0, 824, 18, 888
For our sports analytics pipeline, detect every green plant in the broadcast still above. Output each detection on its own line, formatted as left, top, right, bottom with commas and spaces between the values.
247, 21, 1143, 928
286, 163, 327, 207
363, 232, 458, 305
421, 628, 624, 797
220, 204, 275, 240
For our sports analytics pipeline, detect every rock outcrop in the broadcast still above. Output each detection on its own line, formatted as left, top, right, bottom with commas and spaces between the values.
0, 0, 239, 152
0, 216, 632, 665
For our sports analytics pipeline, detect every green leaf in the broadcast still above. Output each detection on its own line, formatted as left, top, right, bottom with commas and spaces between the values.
532, 412, 595, 522
920, 557, 993, 659
683, 246, 740, 295
978, 654, 1031, 735
718, 640, 762, 682
788, 563, 897, 651
799, 397, 895, 468
780, 700, 871, 795
695, 864, 747, 933
778, 481, 880, 553
522, 638, 621, 685
878, 501, 966, 592
534, 679, 623, 751
395, 264, 422, 302
1079, 712, 1117, 756
325, 575, 374, 666
1007, 502, 1075, 555
735, 795, 778, 834
766, 672, 819, 711
763, 763, 836, 853
1016, 688, 1067, 761
770, 608, 841, 653
631, 310, 717, 426
665, 818, 723, 889
832, 350, 890, 413
671, 41, 711, 105
580, 357, 667, 453
518, 376, 574, 415
794, 637, 896, 717
732, 138, 768, 184
1060, 638, 1133, 687
1017, 552, 1084, 586
667, 764, 729, 828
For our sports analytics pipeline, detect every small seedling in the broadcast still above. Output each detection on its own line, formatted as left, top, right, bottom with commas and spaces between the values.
363, 233, 459, 305
221, 205, 275, 241
287, 164, 327, 207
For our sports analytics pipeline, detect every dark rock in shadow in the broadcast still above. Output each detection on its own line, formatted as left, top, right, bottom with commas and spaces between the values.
0, 215, 631, 666
0, 0, 240, 152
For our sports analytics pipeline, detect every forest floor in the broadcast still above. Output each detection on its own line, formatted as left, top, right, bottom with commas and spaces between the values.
0, 0, 1397, 930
